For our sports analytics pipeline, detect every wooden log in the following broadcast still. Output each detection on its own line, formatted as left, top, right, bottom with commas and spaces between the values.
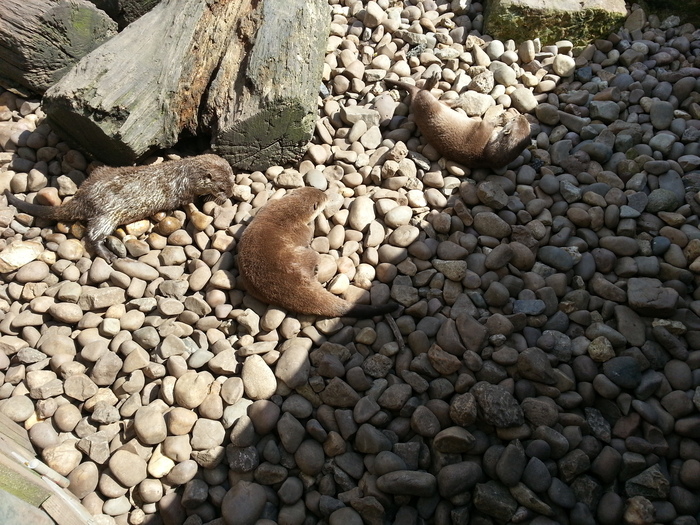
43, 0, 329, 169
0, 449, 51, 508
43, 0, 251, 165
0, 0, 117, 96
0, 412, 33, 454
0, 488, 54, 525
207, 0, 330, 171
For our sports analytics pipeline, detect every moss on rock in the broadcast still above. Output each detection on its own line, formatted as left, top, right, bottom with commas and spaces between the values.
484, 0, 627, 48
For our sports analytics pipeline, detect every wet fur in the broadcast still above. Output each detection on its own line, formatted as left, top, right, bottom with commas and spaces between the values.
385, 74, 531, 168
5, 154, 234, 261
237, 187, 399, 319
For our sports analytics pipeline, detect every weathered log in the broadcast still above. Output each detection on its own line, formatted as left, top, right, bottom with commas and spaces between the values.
0, 0, 117, 95
43, 0, 251, 165
207, 0, 330, 171
42, 0, 329, 169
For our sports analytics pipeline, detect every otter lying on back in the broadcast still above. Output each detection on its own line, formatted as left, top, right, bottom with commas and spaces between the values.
385, 73, 531, 168
5, 154, 235, 262
237, 187, 399, 319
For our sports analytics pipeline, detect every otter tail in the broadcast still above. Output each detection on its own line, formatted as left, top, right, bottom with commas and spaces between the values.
5, 190, 74, 221
343, 301, 400, 319
281, 284, 400, 319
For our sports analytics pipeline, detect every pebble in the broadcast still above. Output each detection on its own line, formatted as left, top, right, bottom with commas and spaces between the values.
134, 406, 167, 445
241, 355, 277, 400
376, 470, 437, 496
39, 441, 81, 478
221, 482, 267, 525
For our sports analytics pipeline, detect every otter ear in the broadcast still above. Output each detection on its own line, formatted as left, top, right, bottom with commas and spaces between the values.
204, 171, 213, 181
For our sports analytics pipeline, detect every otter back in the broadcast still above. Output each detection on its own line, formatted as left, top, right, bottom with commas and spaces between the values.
237, 187, 399, 319
5, 154, 234, 261
385, 74, 531, 168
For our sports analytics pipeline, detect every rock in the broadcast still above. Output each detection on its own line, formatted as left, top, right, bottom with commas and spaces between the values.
471, 381, 524, 427
320, 377, 361, 407
603, 356, 642, 390
221, 482, 267, 525
348, 196, 375, 232
510, 86, 538, 113
437, 461, 483, 497
589, 101, 620, 123
473, 480, 518, 522
68, 461, 99, 499
473, 212, 512, 238
625, 465, 670, 499
496, 440, 527, 486
41, 440, 82, 477
627, 278, 678, 317
241, 355, 277, 400
355, 423, 392, 454
376, 470, 437, 496
0, 395, 35, 422
109, 449, 148, 487
552, 54, 575, 77
134, 406, 167, 445
191, 418, 226, 450
433, 426, 476, 453
0, 241, 43, 272
174, 371, 212, 409
517, 347, 556, 384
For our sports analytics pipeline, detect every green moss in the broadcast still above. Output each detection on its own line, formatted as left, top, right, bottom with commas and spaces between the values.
484, 3, 626, 47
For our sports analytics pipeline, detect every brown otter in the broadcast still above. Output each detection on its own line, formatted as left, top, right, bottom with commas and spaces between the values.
384, 73, 531, 168
237, 187, 399, 319
5, 154, 235, 262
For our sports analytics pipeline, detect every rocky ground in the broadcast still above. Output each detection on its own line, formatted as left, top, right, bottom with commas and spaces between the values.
1, 1, 700, 525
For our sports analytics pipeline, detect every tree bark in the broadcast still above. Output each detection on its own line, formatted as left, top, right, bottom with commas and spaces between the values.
43, 0, 251, 165
0, 0, 117, 96
207, 0, 330, 171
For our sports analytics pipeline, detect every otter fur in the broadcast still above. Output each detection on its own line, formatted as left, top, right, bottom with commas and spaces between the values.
385, 73, 531, 168
237, 187, 399, 319
5, 154, 234, 262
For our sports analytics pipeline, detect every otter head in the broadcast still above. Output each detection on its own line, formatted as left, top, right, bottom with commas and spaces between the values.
486, 114, 531, 168
198, 156, 235, 203
287, 187, 328, 222
501, 114, 531, 153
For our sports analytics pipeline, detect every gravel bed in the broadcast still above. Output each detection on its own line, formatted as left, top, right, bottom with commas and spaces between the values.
2, 1, 700, 525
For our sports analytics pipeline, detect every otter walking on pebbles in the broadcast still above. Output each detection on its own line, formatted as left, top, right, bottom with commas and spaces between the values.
237, 187, 399, 318
385, 73, 531, 168
5, 154, 235, 262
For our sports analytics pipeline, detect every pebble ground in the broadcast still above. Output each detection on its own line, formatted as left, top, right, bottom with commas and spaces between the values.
1, 1, 700, 525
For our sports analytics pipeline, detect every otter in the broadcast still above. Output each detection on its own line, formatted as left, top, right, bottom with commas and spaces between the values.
5, 154, 235, 262
237, 187, 399, 319
384, 73, 531, 168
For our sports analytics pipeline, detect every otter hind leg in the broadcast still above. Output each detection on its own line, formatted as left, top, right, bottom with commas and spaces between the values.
423, 72, 440, 91
86, 216, 119, 262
